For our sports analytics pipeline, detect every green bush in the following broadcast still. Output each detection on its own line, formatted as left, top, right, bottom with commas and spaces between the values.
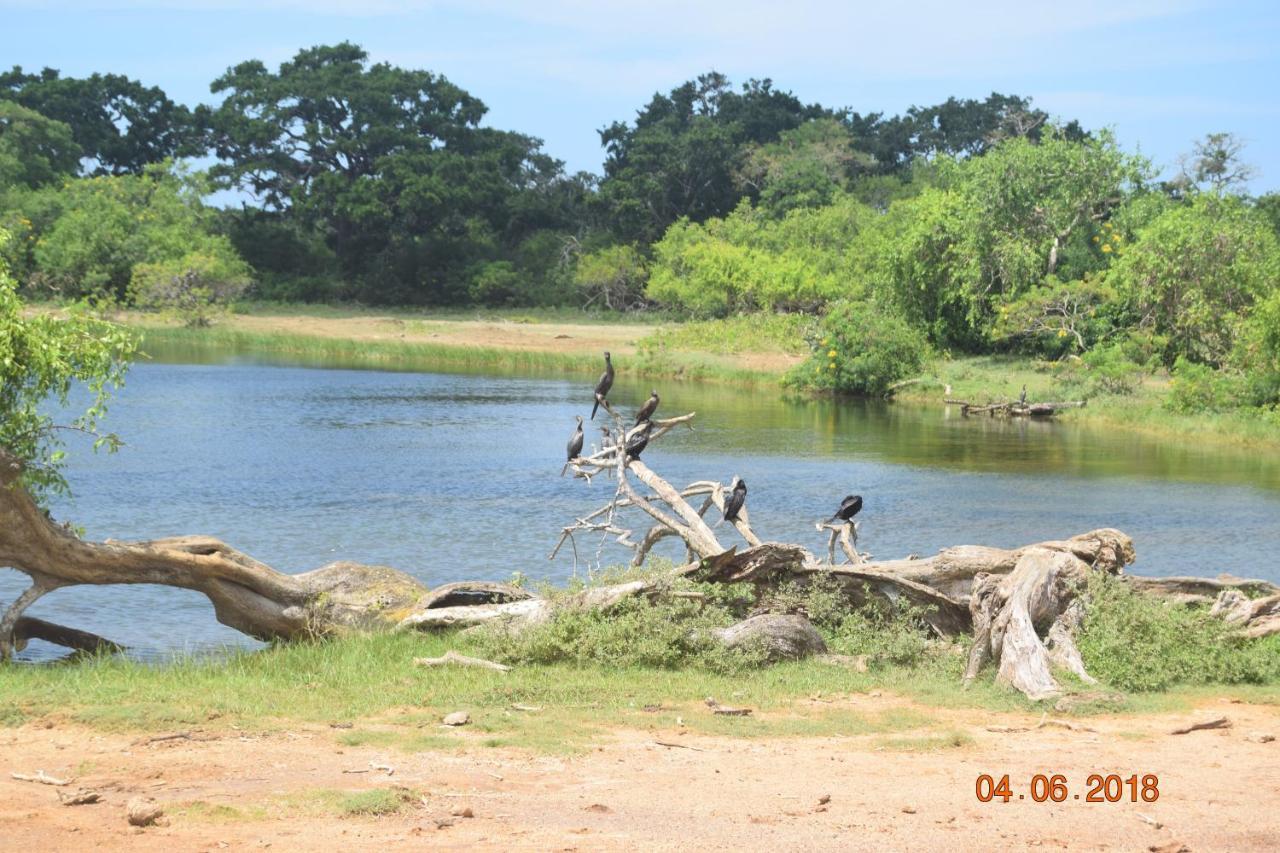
1077, 574, 1280, 692
573, 243, 649, 311
1053, 343, 1144, 398
1165, 357, 1244, 413
470, 592, 765, 673
789, 301, 928, 396
129, 250, 252, 327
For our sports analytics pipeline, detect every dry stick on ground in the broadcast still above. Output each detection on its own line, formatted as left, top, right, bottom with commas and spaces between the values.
413, 650, 512, 672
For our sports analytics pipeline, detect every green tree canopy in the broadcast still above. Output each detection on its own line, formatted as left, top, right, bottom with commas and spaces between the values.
206, 43, 580, 303
597, 73, 832, 243
1108, 194, 1280, 366
0, 100, 80, 189
1, 66, 196, 175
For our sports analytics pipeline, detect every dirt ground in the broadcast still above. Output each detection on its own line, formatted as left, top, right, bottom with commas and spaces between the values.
3, 694, 1277, 851
234, 313, 655, 357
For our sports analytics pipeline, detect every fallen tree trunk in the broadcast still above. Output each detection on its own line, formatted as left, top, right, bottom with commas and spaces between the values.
964, 547, 1107, 700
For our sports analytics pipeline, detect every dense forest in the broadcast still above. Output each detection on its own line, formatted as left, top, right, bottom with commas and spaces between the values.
1, 42, 1278, 412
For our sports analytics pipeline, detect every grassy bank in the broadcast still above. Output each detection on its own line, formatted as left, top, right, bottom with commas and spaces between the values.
66, 303, 1280, 448
5, 570, 1278, 751
899, 355, 1280, 449
4, 631, 1276, 754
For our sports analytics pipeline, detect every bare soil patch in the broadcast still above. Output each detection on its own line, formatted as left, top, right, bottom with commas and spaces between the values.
3, 694, 1277, 851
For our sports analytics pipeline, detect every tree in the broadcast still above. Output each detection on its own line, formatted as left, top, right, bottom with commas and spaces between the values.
0, 100, 80, 189
854, 130, 1146, 348
0, 229, 135, 503
1177, 132, 1255, 194
1108, 195, 1280, 366
1, 66, 197, 175
598, 73, 831, 243
30, 163, 249, 301
206, 43, 573, 303
737, 118, 873, 215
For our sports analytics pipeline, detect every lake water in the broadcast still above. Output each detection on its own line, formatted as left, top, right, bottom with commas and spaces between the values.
5, 355, 1279, 660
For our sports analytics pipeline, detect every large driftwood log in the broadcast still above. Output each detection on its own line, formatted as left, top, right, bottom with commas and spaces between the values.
964, 547, 1118, 700
0, 449, 428, 658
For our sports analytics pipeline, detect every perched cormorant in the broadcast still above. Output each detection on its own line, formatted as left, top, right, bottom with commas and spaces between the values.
590, 351, 614, 420
1018, 384, 1027, 407
566, 415, 584, 461
624, 419, 653, 460
634, 389, 660, 425
723, 478, 747, 522
829, 494, 863, 523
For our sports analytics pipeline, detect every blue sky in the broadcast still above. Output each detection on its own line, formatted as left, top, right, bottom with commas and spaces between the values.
4, 1, 1278, 191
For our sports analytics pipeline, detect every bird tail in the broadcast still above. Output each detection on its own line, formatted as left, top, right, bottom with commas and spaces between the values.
590, 396, 600, 420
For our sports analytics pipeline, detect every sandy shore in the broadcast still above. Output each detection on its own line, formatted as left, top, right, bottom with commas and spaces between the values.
4, 693, 1277, 851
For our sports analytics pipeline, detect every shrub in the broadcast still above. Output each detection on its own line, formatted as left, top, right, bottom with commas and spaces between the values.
1165, 357, 1245, 413
470, 591, 766, 673
1053, 343, 1144, 398
130, 250, 251, 327
1077, 573, 1280, 691
789, 301, 928, 396
573, 244, 648, 311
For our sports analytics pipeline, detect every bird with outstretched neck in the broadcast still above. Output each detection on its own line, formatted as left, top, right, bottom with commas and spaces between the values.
1019, 385, 1028, 407
624, 419, 653, 460
566, 415, 584, 461
723, 478, 747, 522
635, 389, 660, 425
828, 494, 862, 523
591, 351, 614, 419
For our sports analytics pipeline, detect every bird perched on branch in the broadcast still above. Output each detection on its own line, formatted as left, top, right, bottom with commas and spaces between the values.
723, 478, 747, 522
829, 494, 863, 524
625, 419, 652, 460
566, 415, 584, 461
634, 389, 659, 425
591, 351, 614, 419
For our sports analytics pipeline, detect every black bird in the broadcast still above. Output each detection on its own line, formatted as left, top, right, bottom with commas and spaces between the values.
723, 478, 747, 522
1018, 384, 1028, 407
829, 494, 863, 523
634, 389, 660, 425
624, 419, 653, 460
566, 415, 584, 461
590, 351, 614, 420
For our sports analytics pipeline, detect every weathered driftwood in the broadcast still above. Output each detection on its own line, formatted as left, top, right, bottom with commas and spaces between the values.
963, 546, 1120, 700
413, 650, 512, 672
1127, 574, 1280, 606
1, 448, 428, 658
945, 399, 1087, 418
1209, 590, 1280, 639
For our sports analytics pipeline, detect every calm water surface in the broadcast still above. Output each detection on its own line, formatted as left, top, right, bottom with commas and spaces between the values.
5, 355, 1279, 660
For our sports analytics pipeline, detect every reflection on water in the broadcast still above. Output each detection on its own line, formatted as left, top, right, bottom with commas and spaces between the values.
4, 347, 1279, 661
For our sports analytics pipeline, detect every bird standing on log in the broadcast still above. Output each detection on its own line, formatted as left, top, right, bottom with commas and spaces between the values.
1018, 384, 1027, 407
635, 389, 660, 424
723, 478, 747, 522
625, 419, 653, 460
828, 494, 863, 523
591, 351, 614, 419
566, 415, 584, 461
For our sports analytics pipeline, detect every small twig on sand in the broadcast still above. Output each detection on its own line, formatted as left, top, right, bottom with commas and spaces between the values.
653, 740, 706, 752
11, 770, 71, 786
1171, 716, 1231, 735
